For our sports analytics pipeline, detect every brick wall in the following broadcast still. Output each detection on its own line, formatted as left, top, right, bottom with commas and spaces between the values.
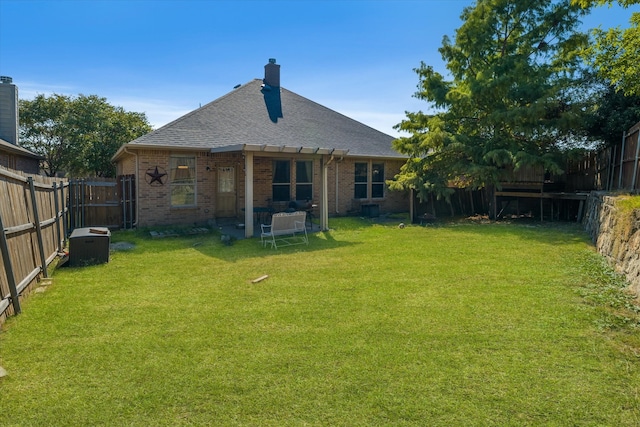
122, 149, 409, 227
117, 154, 136, 176
253, 157, 272, 207
330, 158, 407, 215
0, 152, 40, 175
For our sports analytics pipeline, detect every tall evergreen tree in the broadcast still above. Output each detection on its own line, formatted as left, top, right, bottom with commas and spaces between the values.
389, 0, 590, 201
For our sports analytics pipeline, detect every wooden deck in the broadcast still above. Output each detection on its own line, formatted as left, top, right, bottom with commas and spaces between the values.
494, 182, 589, 221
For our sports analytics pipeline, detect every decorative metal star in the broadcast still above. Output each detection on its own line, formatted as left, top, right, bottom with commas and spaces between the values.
146, 166, 167, 185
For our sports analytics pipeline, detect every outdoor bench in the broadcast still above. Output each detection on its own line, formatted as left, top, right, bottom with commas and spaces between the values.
261, 211, 308, 249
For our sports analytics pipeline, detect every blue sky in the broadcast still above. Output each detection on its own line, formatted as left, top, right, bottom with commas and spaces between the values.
0, 0, 636, 137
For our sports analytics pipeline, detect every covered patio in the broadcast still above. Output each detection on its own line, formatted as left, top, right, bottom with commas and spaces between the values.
211, 144, 349, 239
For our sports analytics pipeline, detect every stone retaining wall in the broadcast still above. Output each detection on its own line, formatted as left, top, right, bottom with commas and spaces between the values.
583, 192, 640, 296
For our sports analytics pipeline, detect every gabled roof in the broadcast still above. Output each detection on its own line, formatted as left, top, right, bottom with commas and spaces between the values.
0, 138, 42, 159
114, 79, 403, 161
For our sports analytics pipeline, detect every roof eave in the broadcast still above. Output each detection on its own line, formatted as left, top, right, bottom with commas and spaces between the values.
211, 144, 349, 157
112, 142, 215, 162
346, 153, 408, 160
0, 138, 43, 159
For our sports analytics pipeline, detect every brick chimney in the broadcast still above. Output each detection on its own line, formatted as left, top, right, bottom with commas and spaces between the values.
0, 76, 19, 145
263, 58, 280, 88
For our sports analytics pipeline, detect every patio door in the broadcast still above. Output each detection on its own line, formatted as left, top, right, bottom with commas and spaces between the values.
216, 166, 236, 218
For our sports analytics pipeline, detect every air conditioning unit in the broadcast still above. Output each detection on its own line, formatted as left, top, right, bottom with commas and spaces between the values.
69, 227, 111, 267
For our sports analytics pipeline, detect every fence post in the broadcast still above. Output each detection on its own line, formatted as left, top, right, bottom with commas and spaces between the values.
618, 131, 627, 190
129, 175, 134, 228
53, 182, 62, 253
68, 180, 74, 232
607, 145, 615, 191
632, 130, 640, 191
0, 208, 21, 314
70, 179, 78, 232
28, 177, 48, 279
60, 181, 68, 239
81, 179, 86, 227
120, 176, 125, 229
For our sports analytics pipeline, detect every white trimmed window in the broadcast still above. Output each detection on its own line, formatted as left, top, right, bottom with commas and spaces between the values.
170, 156, 196, 206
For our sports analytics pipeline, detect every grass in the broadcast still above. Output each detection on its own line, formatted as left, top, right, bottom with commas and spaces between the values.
1, 217, 639, 426
617, 194, 640, 213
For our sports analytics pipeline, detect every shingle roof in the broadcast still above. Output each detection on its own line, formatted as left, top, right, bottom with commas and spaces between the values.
0, 138, 42, 159
120, 79, 403, 159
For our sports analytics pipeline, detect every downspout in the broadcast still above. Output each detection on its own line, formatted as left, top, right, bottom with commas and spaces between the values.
319, 154, 339, 231
334, 156, 345, 215
325, 155, 337, 214
123, 147, 139, 227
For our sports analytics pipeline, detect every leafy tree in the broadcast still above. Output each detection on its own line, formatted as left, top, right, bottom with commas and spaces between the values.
570, 1, 640, 147
85, 106, 151, 178
582, 76, 640, 147
572, 0, 640, 96
390, 0, 590, 201
19, 94, 74, 177
20, 94, 152, 177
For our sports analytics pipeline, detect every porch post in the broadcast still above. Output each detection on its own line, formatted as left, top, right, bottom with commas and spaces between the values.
244, 151, 254, 238
321, 156, 329, 231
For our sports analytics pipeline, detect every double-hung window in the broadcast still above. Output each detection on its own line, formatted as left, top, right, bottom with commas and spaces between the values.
272, 160, 291, 202
296, 160, 313, 201
170, 156, 196, 206
354, 161, 385, 199
354, 162, 368, 199
371, 162, 385, 198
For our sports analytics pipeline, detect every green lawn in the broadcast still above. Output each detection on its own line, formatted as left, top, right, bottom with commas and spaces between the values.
1, 217, 639, 426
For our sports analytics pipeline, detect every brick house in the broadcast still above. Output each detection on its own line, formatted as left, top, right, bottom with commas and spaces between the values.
113, 60, 408, 237
0, 138, 41, 174
0, 76, 41, 174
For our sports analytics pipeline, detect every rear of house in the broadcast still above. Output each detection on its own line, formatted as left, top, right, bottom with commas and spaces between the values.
113, 60, 408, 235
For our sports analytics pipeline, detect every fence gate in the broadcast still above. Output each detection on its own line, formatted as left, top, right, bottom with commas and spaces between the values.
68, 175, 135, 231
120, 174, 136, 230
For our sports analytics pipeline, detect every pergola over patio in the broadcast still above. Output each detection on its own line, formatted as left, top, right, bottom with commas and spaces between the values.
211, 143, 349, 238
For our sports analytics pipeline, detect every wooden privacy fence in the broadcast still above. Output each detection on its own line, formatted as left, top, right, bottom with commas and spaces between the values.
68, 175, 135, 230
0, 166, 68, 321
596, 122, 640, 192
565, 152, 598, 192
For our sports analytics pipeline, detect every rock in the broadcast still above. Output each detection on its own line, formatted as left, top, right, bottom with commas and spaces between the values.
583, 193, 640, 297
110, 242, 136, 251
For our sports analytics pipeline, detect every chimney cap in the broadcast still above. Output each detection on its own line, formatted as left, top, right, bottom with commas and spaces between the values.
268, 58, 276, 64
0, 76, 13, 84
